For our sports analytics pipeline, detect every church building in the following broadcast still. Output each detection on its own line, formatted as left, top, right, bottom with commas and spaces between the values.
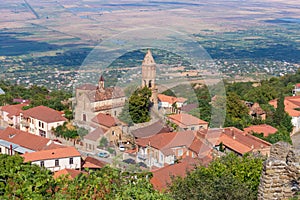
74, 49, 158, 124
74, 76, 126, 123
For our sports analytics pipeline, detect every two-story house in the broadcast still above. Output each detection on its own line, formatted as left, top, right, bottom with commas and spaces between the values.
0, 103, 28, 128
167, 113, 208, 131
83, 113, 124, 151
136, 130, 212, 168
22, 146, 81, 172
20, 105, 67, 138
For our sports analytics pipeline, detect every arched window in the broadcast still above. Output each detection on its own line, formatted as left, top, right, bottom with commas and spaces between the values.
148, 80, 152, 88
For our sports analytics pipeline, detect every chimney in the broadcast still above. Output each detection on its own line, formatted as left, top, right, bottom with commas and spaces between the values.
231, 128, 236, 139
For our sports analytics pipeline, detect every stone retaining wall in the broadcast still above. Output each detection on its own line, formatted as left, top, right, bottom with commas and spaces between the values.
258, 141, 300, 200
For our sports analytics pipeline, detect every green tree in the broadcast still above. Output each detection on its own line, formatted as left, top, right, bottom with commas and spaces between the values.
225, 92, 251, 129
274, 94, 285, 125
119, 87, 152, 124
169, 153, 264, 200
0, 154, 56, 199
99, 137, 109, 148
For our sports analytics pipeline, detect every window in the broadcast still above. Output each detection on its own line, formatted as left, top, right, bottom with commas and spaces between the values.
83, 114, 86, 122
69, 158, 73, 165
39, 129, 46, 137
191, 127, 195, 130
178, 149, 183, 156
40, 161, 44, 167
112, 131, 115, 136
55, 159, 59, 167
42, 123, 44, 128
39, 121, 41, 127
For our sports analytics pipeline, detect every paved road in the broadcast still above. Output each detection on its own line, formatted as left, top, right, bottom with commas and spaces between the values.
292, 133, 300, 149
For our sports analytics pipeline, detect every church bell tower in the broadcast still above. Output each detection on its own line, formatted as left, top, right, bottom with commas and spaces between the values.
142, 49, 158, 107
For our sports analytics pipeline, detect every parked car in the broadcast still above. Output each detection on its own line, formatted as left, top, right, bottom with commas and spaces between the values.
119, 145, 126, 152
98, 152, 109, 158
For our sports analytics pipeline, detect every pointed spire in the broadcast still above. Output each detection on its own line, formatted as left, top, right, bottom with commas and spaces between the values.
142, 49, 155, 65
98, 75, 104, 90
99, 75, 104, 82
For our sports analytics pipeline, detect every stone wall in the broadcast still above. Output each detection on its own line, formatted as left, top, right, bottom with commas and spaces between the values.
257, 141, 300, 200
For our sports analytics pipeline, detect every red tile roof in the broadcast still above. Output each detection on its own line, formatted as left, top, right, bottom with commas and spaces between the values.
0, 127, 61, 151
91, 113, 119, 128
22, 146, 81, 162
136, 130, 212, 156
94, 87, 125, 102
269, 96, 300, 117
206, 127, 271, 155
82, 156, 107, 169
244, 124, 278, 137
150, 157, 208, 191
53, 168, 86, 179
22, 105, 67, 123
157, 94, 187, 104
1, 103, 29, 117
168, 113, 208, 128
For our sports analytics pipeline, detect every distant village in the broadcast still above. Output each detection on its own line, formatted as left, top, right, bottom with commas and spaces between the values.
1, 50, 300, 191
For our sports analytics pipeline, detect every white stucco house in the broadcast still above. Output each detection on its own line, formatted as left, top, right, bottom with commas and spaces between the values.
20, 105, 67, 138
22, 146, 81, 172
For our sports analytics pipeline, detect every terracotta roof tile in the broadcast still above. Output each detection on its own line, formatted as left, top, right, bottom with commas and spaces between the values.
136, 130, 211, 157
22, 146, 81, 162
91, 113, 119, 128
22, 106, 67, 123
244, 124, 278, 137
92, 87, 125, 102
150, 157, 205, 191
269, 96, 300, 117
1, 103, 29, 117
157, 94, 187, 105
0, 127, 60, 151
82, 156, 107, 169
168, 113, 208, 128
53, 168, 86, 179
207, 127, 271, 155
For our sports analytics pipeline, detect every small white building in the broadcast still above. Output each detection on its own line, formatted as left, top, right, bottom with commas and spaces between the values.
20, 105, 67, 138
22, 146, 81, 172
157, 94, 187, 114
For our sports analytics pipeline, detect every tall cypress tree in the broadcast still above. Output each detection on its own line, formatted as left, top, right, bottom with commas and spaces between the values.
274, 93, 285, 125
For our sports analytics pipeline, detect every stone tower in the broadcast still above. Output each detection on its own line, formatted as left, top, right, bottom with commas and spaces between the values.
142, 49, 158, 107
98, 75, 105, 91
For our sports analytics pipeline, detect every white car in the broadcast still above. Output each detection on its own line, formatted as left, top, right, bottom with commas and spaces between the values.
119, 145, 126, 152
